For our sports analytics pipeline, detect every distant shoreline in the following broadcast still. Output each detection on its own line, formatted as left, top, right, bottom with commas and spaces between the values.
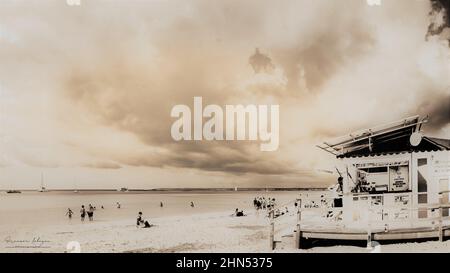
1, 187, 327, 193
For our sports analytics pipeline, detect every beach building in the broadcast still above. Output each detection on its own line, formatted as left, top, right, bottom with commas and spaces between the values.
291, 115, 450, 249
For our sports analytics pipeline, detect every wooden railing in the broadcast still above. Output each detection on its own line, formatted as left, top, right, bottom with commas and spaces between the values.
268, 191, 450, 250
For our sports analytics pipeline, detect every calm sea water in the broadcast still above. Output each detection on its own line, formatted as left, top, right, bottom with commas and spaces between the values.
0, 191, 303, 229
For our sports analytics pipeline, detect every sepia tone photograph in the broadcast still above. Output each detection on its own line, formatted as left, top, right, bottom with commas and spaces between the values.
0, 0, 449, 256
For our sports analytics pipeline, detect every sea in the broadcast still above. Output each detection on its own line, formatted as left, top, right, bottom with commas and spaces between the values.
0, 190, 308, 230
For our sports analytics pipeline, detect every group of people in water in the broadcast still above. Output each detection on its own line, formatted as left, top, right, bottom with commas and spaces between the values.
252, 196, 293, 218
253, 196, 276, 210
65, 201, 196, 226
66, 203, 117, 222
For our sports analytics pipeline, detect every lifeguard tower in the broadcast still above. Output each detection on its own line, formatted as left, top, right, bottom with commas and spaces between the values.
293, 115, 450, 249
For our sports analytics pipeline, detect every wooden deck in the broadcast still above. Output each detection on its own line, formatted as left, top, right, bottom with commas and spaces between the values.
295, 224, 450, 249
268, 192, 450, 250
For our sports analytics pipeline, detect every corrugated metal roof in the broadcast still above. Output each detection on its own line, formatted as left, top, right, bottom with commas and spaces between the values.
338, 149, 447, 158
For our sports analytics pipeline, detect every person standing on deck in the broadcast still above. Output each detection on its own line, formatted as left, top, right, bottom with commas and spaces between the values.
337, 177, 343, 193
333, 177, 344, 208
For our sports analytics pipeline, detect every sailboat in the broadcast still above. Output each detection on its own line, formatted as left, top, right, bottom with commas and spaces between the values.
38, 172, 47, 192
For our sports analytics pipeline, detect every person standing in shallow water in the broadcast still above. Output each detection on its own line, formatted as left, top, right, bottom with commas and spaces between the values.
190, 201, 195, 208
87, 204, 94, 221
160, 202, 163, 208
80, 205, 86, 222
66, 208, 73, 220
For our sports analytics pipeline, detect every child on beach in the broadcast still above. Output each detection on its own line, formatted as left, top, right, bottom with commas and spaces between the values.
143, 220, 151, 228
235, 208, 245, 217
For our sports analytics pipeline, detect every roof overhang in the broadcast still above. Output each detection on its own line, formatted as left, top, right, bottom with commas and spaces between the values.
317, 115, 429, 157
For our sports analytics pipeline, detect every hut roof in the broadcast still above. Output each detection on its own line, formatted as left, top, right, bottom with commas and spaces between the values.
317, 116, 449, 158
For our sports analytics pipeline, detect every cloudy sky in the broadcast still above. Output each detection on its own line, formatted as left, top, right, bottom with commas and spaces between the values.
0, 0, 449, 189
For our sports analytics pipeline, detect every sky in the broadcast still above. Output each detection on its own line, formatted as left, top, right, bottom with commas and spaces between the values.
0, 0, 449, 190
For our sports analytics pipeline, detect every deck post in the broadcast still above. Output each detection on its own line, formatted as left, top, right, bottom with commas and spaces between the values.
269, 210, 275, 250
297, 199, 302, 222
366, 204, 372, 249
295, 223, 301, 249
439, 206, 443, 242
295, 199, 302, 249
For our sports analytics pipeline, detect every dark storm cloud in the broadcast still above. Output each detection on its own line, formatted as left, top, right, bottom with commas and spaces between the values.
427, 0, 450, 45
417, 91, 450, 131
1, 0, 448, 185
273, 16, 375, 92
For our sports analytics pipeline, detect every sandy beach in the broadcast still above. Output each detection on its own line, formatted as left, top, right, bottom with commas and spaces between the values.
2, 206, 449, 253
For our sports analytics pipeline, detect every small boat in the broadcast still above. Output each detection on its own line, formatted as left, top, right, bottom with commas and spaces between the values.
6, 190, 21, 194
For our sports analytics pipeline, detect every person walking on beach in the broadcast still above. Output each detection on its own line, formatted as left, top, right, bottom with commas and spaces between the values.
66, 208, 73, 219
160, 202, 163, 208
80, 205, 86, 222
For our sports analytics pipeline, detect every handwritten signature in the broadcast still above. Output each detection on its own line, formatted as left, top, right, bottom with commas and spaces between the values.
4, 236, 51, 249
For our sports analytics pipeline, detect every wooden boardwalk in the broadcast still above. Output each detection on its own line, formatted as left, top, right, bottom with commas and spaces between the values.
269, 192, 450, 250
297, 225, 450, 247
